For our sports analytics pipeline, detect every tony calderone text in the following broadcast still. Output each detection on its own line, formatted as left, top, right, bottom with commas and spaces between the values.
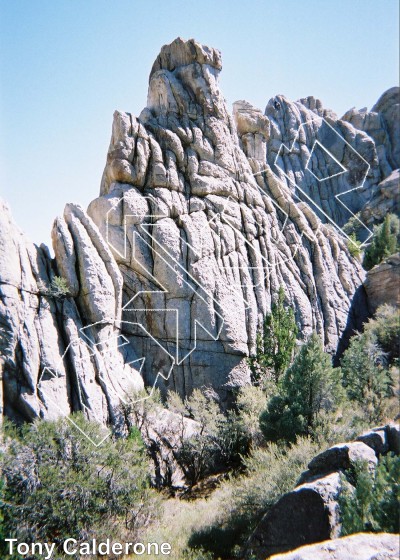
5, 538, 172, 557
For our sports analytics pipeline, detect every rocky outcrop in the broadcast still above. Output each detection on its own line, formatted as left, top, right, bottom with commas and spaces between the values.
263, 95, 380, 230
246, 423, 399, 559
342, 88, 400, 179
358, 169, 399, 228
0, 199, 143, 425
0, 37, 397, 423
86, 37, 370, 403
268, 533, 400, 560
364, 253, 400, 314
247, 472, 342, 558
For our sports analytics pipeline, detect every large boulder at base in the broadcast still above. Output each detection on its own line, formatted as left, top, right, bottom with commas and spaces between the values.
245, 472, 342, 559
306, 442, 378, 476
356, 427, 389, 456
387, 422, 400, 455
268, 532, 400, 560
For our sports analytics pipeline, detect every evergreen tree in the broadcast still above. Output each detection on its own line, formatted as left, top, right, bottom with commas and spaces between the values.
341, 330, 393, 423
260, 333, 344, 442
363, 214, 400, 270
339, 455, 400, 535
250, 287, 298, 384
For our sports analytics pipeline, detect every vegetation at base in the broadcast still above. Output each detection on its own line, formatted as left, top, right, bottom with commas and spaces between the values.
167, 389, 249, 486
143, 437, 321, 560
339, 454, 400, 535
249, 286, 298, 384
341, 329, 394, 423
1, 287, 398, 560
260, 333, 345, 443
362, 213, 400, 270
0, 415, 160, 558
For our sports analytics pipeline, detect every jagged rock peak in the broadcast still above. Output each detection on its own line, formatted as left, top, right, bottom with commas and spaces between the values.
146, 37, 227, 121
150, 37, 222, 79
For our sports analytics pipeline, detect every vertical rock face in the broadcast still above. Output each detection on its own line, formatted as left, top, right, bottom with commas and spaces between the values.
88, 37, 366, 404
0, 37, 396, 422
0, 199, 143, 424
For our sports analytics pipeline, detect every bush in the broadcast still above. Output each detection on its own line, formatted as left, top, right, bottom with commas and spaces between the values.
235, 385, 266, 447
363, 213, 400, 270
167, 390, 248, 486
38, 275, 70, 298
339, 454, 400, 535
249, 286, 298, 384
365, 304, 400, 363
186, 437, 322, 558
260, 333, 344, 443
347, 232, 362, 260
0, 415, 160, 556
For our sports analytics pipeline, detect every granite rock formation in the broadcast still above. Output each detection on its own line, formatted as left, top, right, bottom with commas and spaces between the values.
0, 37, 398, 426
364, 252, 400, 314
85, 37, 369, 404
0, 199, 144, 423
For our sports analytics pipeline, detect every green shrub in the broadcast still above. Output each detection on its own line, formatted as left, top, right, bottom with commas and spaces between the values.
235, 385, 266, 447
260, 333, 344, 443
347, 232, 362, 260
187, 437, 321, 558
339, 454, 400, 535
167, 390, 248, 486
0, 415, 160, 556
341, 330, 393, 423
365, 304, 400, 362
38, 275, 70, 298
249, 286, 298, 384
363, 213, 400, 270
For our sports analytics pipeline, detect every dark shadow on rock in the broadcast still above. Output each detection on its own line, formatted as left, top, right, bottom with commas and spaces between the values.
334, 284, 371, 366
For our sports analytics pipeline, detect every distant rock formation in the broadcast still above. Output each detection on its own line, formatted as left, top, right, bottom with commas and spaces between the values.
0, 37, 398, 425
268, 532, 399, 560
245, 423, 400, 559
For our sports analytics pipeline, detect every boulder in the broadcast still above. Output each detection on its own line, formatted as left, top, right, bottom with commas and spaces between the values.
386, 422, 400, 455
268, 532, 400, 560
356, 428, 389, 456
245, 472, 342, 559
307, 442, 378, 475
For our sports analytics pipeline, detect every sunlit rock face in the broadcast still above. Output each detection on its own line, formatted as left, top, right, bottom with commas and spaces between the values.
87, 37, 368, 405
3, 37, 397, 423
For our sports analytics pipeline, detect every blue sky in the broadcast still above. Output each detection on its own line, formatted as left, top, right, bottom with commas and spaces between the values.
1, 0, 399, 248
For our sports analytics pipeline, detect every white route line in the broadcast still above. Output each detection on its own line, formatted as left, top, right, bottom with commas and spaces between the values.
39, 114, 371, 446
274, 115, 373, 247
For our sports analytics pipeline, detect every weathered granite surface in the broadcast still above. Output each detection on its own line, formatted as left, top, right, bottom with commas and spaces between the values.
364, 252, 400, 314
0, 37, 397, 424
268, 532, 399, 560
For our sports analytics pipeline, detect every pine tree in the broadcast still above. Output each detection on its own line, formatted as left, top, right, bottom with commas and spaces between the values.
341, 331, 393, 423
260, 333, 344, 442
250, 287, 298, 384
363, 214, 400, 270
340, 455, 400, 535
